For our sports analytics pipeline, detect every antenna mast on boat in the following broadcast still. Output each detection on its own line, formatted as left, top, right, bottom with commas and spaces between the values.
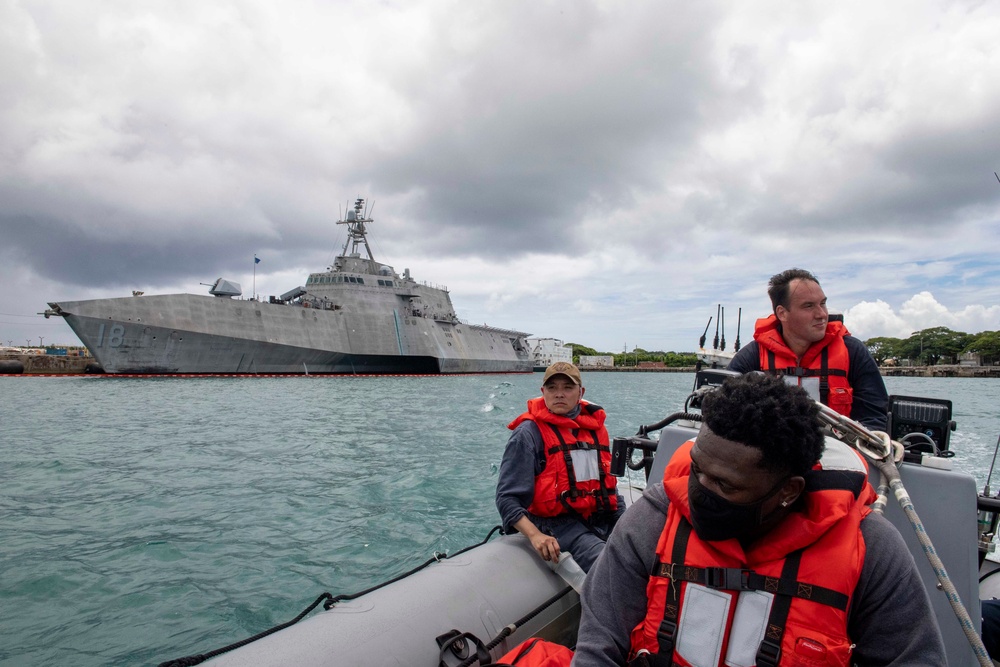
338, 198, 376, 261
699, 317, 712, 349
734, 307, 742, 351
712, 304, 721, 350
720, 307, 727, 352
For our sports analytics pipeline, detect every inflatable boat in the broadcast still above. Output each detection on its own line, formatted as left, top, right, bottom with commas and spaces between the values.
159, 369, 999, 667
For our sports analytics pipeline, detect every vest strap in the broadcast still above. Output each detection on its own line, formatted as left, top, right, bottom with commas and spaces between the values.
545, 442, 611, 455
651, 562, 849, 611
755, 550, 801, 667
764, 349, 847, 379
546, 424, 579, 496
819, 348, 830, 405
654, 520, 692, 659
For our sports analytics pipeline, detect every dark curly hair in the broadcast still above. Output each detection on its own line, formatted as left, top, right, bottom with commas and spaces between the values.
701, 373, 824, 475
768, 268, 820, 313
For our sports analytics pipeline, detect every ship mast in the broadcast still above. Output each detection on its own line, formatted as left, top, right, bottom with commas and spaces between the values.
338, 198, 376, 262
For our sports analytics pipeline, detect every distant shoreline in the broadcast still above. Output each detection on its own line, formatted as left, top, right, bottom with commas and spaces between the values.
3, 355, 997, 377
578, 365, 1000, 378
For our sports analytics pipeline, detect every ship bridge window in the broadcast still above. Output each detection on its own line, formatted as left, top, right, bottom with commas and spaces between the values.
357, 277, 364, 285
348, 277, 357, 283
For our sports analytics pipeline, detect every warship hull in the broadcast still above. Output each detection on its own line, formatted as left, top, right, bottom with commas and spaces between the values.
49, 294, 532, 375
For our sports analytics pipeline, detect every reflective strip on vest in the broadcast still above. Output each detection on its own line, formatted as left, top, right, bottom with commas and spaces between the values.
674, 583, 775, 667
783, 374, 821, 402
569, 449, 600, 482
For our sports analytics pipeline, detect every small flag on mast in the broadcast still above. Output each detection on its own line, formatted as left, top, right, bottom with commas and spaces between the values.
254, 255, 261, 264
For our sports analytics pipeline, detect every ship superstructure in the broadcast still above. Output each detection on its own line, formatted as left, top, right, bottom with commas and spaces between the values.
46, 199, 532, 375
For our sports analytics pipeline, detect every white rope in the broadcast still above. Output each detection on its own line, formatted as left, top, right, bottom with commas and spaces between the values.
830, 421, 992, 666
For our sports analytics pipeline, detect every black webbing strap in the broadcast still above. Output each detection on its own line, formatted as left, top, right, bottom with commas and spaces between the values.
764, 350, 846, 382
654, 519, 691, 660
547, 425, 590, 517
545, 424, 580, 500
756, 550, 802, 667
819, 348, 830, 406
650, 561, 848, 611
585, 427, 614, 513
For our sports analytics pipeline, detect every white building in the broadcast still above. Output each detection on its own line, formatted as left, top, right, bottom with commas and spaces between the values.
578, 355, 614, 368
527, 337, 573, 371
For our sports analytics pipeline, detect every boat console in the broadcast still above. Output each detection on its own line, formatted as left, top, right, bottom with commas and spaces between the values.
887, 394, 957, 462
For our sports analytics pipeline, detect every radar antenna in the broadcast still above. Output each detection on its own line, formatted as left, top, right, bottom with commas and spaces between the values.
338, 198, 376, 262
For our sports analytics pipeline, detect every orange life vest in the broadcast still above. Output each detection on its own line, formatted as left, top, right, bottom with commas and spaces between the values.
508, 397, 618, 519
629, 439, 875, 667
754, 315, 854, 417
495, 637, 574, 666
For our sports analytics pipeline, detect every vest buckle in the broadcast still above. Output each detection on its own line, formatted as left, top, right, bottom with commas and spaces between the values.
756, 638, 782, 667
705, 567, 750, 590
655, 619, 677, 653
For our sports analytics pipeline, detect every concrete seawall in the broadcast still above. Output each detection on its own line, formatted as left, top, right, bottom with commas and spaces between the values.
879, 365, 1000, 378
0, 353, 99, 374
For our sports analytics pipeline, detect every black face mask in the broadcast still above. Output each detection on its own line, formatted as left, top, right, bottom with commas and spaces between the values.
687, 465, 789, 542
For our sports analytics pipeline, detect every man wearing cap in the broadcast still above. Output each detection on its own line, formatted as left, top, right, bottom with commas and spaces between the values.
496, 362, 624, 572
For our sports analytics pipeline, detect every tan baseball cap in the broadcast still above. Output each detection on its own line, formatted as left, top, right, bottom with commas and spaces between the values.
542, 361, 582, 386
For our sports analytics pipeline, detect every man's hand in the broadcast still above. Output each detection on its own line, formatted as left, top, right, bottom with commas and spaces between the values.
514, 515, 561, 562
528, 532, 561, 562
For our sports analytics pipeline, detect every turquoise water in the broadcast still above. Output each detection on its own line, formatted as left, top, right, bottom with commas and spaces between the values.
1, 373, 997, 665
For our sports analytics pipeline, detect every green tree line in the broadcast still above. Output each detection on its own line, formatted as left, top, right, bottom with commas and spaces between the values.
564, 326, 1000, 369
864, 327, 1000, 366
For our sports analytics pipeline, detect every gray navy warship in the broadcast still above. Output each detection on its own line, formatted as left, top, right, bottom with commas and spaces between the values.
45, 199, 533, 375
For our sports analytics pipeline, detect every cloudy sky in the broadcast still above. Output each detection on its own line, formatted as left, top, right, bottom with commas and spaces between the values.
2, 0, 999, 353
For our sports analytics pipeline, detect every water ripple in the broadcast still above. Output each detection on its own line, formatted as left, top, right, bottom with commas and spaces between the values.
1, 373, 997, 665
